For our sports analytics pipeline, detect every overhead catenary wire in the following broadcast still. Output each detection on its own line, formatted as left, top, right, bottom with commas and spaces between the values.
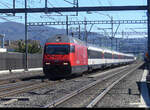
63, 0, 74, 5
0, 1, 11, 8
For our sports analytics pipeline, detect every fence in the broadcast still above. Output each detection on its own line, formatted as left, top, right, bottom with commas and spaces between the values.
0, 52, 42, 70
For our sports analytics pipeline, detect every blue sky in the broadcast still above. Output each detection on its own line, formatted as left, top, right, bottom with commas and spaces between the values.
0, 0, 147, 38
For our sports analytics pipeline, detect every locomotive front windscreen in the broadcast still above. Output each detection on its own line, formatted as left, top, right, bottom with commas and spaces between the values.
45, 45, 70, 55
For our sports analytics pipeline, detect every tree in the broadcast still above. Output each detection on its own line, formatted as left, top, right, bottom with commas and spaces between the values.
15, 41, 25, 53
28, 42, 42, 53
15, 41, 42, 54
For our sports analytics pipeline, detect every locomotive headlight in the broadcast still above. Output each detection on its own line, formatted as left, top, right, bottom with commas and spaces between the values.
63, 62, 68, 65
45, 62, 50, 65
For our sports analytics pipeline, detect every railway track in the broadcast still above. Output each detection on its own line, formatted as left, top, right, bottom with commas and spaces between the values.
87, 62, 143, 108
0, 80, 44, 93
0, 75, 78, 100
0, 62, 140, 107
0, 64, 131, 99
43, 62, 143, 108
0, 79, 22, 86
0, 81, 53, 99
0, 71, 44, 86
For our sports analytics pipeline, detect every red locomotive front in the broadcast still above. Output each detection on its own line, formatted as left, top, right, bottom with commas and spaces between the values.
43, 35, 88, 78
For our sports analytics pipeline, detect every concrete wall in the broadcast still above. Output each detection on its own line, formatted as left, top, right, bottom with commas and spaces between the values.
0, 52, 42, 70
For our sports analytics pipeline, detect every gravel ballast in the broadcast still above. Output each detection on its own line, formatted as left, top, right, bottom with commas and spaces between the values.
0, 62, 143, 108
95, 65, 144, 108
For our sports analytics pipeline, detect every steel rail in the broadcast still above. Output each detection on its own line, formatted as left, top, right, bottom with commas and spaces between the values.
87, 62, 143, 108
0, 80, 42, 93
0, 81, 54, 98
0, 80, 20, 85
0, 72, 44, 85
0, 78, 22, 85
0, 63, 138, 106
0, 65, 129, 106
43, 62, 140, 108
87, 64, 129, 78
0, 66, 121, 100
0, 73, 43, 85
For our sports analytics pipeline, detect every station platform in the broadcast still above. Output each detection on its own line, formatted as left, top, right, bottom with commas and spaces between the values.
0, 68, 42, 75
145, 62, 150, 107
146, 63, 150, 83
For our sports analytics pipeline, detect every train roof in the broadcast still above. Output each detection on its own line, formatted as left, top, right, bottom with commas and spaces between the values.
88, 45, 134, 57
46, 34, 86, 46
46, 34, 134, 57
88, 45, 103, 52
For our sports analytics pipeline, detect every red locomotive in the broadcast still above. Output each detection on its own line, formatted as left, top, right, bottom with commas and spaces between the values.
43, 34, 88, 78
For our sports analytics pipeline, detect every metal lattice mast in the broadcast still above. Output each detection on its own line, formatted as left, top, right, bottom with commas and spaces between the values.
25, 0, 28, 71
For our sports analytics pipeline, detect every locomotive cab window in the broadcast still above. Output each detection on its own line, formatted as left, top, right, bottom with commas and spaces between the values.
45, 45, 70, 55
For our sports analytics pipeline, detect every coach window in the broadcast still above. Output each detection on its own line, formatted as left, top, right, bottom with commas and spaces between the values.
99, 51, 103, 58
88, 50, 103, 59
89, 50, 97, 58
109, 53, 112, 59
119, 55, 121, 59
105, 53, 112, 59
114, 54, 118, 59
124, 56, 127, 59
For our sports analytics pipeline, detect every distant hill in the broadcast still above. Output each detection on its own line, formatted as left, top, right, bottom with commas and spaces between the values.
0, 22, 67, 45
0, 22, 106, 45
0, 22, 147, 55
0, 22, 25, 40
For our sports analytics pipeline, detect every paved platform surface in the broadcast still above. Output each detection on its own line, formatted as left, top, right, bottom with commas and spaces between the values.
0, 68, 42, 75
